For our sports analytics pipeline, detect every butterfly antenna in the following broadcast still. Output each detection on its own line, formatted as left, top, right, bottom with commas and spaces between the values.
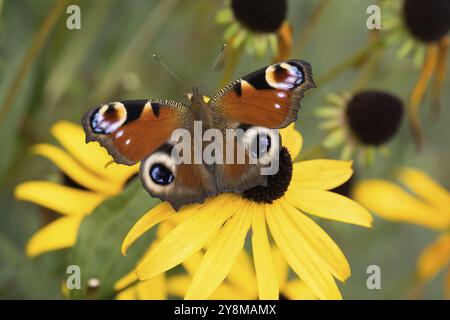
205, 44, 227, 84
153, 54, 189, 90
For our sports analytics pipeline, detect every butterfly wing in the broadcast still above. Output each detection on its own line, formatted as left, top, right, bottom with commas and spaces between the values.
209, 59, 315, 128
82, 99, 216, 210
208, 59, 314, 193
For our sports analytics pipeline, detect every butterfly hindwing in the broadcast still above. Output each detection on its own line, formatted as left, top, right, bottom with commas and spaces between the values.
210, 59, 315, 128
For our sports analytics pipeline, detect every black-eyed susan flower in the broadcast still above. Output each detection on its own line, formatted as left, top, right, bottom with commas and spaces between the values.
354, 167, 450, 298
216, 0, 292, 61
316, 90, 404, 163
121, 124, 372, 300
381, 0, 450, 148
14, 121, 138, 257
117, 246, 317, 300
117, 211, 318, 300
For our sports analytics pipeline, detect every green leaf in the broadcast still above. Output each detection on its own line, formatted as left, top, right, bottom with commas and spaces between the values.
68, 180, 160, 299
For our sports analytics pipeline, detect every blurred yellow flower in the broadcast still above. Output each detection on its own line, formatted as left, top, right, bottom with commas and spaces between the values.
354, 167, 450, 297
122, 124, 372, 300
14, 121, 138, 257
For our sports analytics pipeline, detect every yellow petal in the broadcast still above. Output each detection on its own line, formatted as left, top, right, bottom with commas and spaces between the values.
185, 206, 251, 300
117, 274, 167, 300
266, 202, 342, 300
283, 279, 318, 300
272, 246, 289, 291
33, 144, 121, 196
167, 275, 253, 300
398, 168, 450, 215
285, 188, 372, 228
51, 121, 138, 183
417, 233, 450, 281
135, 273, 167, 300
252, 205, 279, 299
281, 201, 350, 281
354, 180, 449, 230
121, 202, 175, 255
209, 282, 254, 300
291, 160, 353, 190
167, 275, 192, 298
26, 216, 83, 257
15, 181, 105, 216
114, 271, 138, 291
136, 194, 243, 280
116, 287, 137, 300
182, 251, 204, 276
280, 123, 303, 159
227, 249, 258, 297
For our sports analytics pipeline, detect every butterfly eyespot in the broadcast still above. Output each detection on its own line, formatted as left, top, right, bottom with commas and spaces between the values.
250, 133, 271, 159
140, 151, 177, 192
265, 63, 304, 90
90, 102, 127, 134
243, 126, 280, 165
150, 163, 175, 185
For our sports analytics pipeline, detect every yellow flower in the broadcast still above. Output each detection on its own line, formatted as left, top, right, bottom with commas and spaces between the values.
316, 90, 403, 164
117, 217, 316, 300
381, 0, 449, 148
216, 0, 292, 61
122, 124, 372, 300
117, 247, 317, 300
354, 167, 450, 297
14, 121, 138, 257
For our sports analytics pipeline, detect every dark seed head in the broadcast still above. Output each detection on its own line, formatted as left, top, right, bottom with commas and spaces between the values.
242, 147, 292, 203
403, 0, 450, 43
345, 90, 404, 146
231, 0, 287, 33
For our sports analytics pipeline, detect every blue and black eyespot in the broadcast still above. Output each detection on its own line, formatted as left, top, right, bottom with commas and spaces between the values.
253, 133, 271, 158
150, 163, 175, 185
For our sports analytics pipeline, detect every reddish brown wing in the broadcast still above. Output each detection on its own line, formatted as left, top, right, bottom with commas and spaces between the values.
210, 60, 315, 128
82, 99, 217, 211
82, 99, 188, 165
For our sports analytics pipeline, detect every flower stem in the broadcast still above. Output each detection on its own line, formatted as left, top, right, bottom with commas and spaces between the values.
295, 0, 331, 55
0, 0, 67, 122
316, 37, 383, 87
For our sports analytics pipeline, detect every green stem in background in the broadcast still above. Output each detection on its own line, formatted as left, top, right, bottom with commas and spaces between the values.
0, 0, 67, 122
89, 0, 180, 103
316, 37, 384, 87
353, 31, 384, 91
295, 0, 330, 56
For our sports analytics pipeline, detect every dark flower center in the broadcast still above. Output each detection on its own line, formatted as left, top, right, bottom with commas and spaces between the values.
242, 147, 293, 203
403, 0, 450, 43
231, 0, 287, 33
345, 90, 404, 146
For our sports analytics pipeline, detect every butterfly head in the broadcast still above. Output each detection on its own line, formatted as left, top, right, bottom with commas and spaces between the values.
184, 87, 209, 104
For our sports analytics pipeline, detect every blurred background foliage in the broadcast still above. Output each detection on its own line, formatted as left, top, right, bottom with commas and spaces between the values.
0, 0, 449, 299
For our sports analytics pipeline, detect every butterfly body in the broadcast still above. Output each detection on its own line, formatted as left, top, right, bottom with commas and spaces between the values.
82, 59, 315, 210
